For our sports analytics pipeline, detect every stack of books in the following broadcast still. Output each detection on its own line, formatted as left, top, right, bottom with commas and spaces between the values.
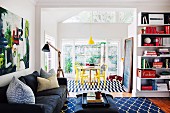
158, 49, 170, 56
87, 92, 103, 103
143, 51, 157, 56
157, 83, 168, 91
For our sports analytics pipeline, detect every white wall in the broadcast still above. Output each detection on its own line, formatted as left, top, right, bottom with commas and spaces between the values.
58, 23, 128, 54
0, 0, 35, 86
58, 23, 128, 39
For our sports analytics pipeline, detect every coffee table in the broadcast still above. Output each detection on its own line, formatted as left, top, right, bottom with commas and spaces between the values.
74, 93, 119, 113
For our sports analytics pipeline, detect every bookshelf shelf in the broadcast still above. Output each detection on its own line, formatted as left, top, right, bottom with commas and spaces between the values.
138, 24, 170, 27
138, 46, 170, 47
141, 34, 170, 36
141, 56, 170, 58
137, 12, 170, 97
140, 68, 170, 69
139, 90, 169, 92
137, 77, 170, 80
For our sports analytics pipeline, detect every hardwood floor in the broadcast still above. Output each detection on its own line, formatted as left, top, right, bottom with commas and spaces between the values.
69, 92, 170, 113
148, 98, 170, 113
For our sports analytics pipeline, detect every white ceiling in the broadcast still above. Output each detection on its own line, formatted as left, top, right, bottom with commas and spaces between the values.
34, 0, 170, 6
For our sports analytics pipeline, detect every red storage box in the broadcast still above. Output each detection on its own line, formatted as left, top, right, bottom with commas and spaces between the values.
137, 69, 156, 78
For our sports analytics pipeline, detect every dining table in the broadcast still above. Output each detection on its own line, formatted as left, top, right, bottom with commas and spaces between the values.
77, 66, 101, 84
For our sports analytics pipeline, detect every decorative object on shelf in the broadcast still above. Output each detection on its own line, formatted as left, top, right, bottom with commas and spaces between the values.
142, 16, 148, 24
144, 37, 151, 43
141, 28, 145, 34
154, 58, 160, 62
95, 91, 101, 99
42, 42, 64, 77
143, 37, 154, 46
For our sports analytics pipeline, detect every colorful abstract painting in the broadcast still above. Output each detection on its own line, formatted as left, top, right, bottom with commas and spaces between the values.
0, 7, 29, 76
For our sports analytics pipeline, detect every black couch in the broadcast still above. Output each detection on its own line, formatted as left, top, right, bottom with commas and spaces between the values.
0, 71, 67, 113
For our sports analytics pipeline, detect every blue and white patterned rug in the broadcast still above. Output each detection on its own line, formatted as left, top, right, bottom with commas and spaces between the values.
61, 97, 164, 113
67, 80, 125, 92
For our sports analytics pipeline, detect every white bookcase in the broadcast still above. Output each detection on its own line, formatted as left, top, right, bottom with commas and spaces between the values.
137, 12, 170, 97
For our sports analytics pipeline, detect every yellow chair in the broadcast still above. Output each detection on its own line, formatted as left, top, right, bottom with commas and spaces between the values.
94, 64, 107, 86
74, 65, 80, 84
74, 65, 88, 85
79, 66, 88, 85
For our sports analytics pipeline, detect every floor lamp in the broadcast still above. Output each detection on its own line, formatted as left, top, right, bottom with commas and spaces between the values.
42, 42, 64, 77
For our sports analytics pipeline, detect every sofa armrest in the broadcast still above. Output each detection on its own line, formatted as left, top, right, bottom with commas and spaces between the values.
57, 78, 67, 86
0, 103, 45, 113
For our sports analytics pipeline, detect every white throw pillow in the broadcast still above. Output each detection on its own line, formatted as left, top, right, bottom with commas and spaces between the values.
6, 77, 35, 104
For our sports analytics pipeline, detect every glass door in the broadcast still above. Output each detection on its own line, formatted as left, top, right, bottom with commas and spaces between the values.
62, 40, 74, 77
62, 39, 120, 78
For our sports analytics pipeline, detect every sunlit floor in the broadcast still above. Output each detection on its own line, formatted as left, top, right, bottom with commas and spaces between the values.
68, 92, 132, 97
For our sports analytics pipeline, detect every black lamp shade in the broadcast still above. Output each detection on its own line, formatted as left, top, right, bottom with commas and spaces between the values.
42, 44, 50, 52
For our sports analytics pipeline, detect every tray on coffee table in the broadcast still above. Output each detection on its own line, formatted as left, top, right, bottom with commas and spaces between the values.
82, 93, 110, 108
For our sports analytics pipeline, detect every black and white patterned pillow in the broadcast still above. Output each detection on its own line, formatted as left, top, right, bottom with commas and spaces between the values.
6, 77, 35, 104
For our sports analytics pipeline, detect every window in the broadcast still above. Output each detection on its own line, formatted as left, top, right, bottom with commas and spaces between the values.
62, 39, 120, 77
44, 34, 56, 71
63, 9, 134, 23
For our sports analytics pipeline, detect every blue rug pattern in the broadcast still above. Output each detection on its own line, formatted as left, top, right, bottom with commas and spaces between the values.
61, 97, 164, 113
67, 80, 125, 92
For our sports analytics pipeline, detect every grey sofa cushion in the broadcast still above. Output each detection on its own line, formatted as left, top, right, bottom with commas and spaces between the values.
36, 85, 66, 98
40, 68, 53, 78
36, 95, 61, 113
0, 85, 8, 103
19, 71, 39, 95
6, 77, 35, 104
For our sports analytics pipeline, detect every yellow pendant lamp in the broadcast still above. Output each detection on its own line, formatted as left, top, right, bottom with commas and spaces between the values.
88, 36, 94, 44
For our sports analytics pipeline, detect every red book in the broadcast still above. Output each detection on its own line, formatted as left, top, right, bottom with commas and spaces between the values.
165, 26, 170, 34
142, 86, 153, 90
143, 44, 154, 46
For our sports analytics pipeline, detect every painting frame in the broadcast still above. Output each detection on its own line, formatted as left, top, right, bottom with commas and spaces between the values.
122, 37, 133, 93
0, 7, 30, 76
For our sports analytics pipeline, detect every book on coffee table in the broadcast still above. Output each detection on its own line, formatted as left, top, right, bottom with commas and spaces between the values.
82, 93, 110, 108
87, 96, 103, 103
87, 92, 96, 97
